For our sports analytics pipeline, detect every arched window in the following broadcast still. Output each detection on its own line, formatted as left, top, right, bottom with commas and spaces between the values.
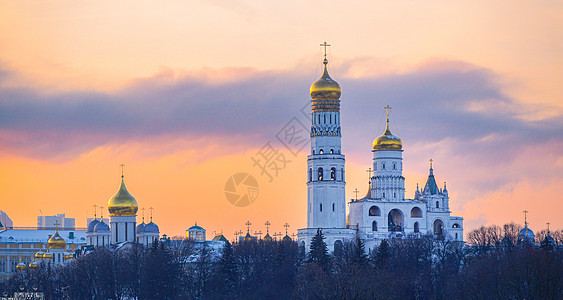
452, 223, 460, 228
382, 163, 386, 170
383, 192, 385, 198
319, 149, 324, 154
436, 201, 440, 208
341, 168, 344, 181
414, 222, 419, 233
393, 162, 396, 170
372, 221, 378, 231
330, 114, 332, 124
318, 168, 323, 181
410, 207, 422, 218
368, 206, 381, 216
334, 240, 344, 257
330, 167, 336, 180
433, 219, 444, 237
388, 209, 404, 232
455, 233, 458, 240
313, 150, 315, 155
308, 168, 312, 182
374, 163, 377, 170
394, 192, 396, 198
332, 203, 335, 212
320, 203, 323, 212
330, 149, 334, 154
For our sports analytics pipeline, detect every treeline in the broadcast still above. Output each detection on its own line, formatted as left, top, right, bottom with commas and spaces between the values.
1, 230, 561, 299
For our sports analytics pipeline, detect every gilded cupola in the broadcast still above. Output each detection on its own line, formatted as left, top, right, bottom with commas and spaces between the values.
310, 42, 341, 100
48, 230, 66, 249
108, 174, 138, 217
373, 105, 403, 151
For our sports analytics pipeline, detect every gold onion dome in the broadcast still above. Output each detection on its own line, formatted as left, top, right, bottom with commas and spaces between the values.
34, 251, 45, 260
108, 177, 138, 216
42, 252, 53, 259
310, 58, 341, 100
29, 261, 39, 270
16, 262, 27, 271
48, 231, 66, 249
373, 112, 402, 151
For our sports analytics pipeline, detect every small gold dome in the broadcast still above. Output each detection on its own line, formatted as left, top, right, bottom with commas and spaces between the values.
373, 121, 402, 151
16, 262, 27, 271
108, 177, 138, 216
42, 252, 53, 259
48, 231, 66, 249
310, 59, 341, 100
29, 261, 39, 270
34, 251, 45, 260
64, 253, 74, 260
263, 233, 273, 242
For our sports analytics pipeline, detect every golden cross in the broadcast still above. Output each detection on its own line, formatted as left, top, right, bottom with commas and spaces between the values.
54, 220, 60, 231
149, 207, 154, 222
366, 168, 372, 182
320, 41, 331, 59
265, 221, 271, 233
384, 105, 392, 121
99, 206, 104, 219
353, 188, 359, 200
429, 159, 433, 169
523, 210, 528, 226
93, 204, 98, 218
546, 222, 550, 233
284, 223, 290, 235
245, 221, 252, 233
141, 208, 146, 223
120, 164, 125, 178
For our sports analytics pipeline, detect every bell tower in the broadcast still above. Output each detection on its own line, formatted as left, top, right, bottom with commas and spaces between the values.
307, 42, 346, 228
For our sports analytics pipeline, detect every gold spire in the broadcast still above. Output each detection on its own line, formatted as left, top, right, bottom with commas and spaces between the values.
310, 41, 341, 101
373, 105, 403, 151
108, 166, 138, 216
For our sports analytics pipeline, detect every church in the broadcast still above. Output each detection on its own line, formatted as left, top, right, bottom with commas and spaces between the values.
298, 44, 464, 253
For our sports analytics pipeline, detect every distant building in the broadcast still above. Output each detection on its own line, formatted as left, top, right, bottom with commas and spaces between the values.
187, 223, 206, 242
0, 211, 13, 228
0, 228, 86, 280
37, 213, 75, 230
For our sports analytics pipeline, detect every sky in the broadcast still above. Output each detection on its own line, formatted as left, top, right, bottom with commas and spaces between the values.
1, 1, 562, 240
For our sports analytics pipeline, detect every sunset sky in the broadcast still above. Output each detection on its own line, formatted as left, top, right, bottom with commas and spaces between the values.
1, 1, 562, 239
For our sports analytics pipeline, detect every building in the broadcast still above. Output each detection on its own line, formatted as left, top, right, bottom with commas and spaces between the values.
0, 227, 85, 280
298, 45, 464, 253
0, 211, 13, 228
187, 223, 206, 242
37, 213, 75, 230
86, 172, 160, 249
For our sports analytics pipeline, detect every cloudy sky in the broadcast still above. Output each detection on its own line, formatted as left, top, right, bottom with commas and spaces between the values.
1, 1, 562, 238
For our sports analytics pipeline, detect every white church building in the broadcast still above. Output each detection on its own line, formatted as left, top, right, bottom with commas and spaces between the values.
298, 46, 463, 253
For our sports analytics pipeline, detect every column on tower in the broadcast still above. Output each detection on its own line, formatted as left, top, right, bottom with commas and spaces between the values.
371, 106, 405, 201
307, 47, 346, 229
107, 168, 138, 244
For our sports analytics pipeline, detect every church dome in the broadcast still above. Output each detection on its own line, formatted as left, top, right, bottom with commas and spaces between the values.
87, 219, 100, 233
518, 225, 535, 243
310, 59, 341, 100
93, 220, 110, 232
263, 233, 273, 242
136, 222, 146, 234
144, 222, 159, 233
373, 110, 402, 151
29, 261, 39, 270
48, 231, 66, 249
282, 235, 292, 242
34, 251, 45, 260
108, 177, 138, 216
42, 252, 53, 259
16, 262, 27, 271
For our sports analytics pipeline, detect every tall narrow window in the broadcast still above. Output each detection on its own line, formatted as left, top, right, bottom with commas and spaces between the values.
319, 149, 324, 154
332, 203, 335, 211
330, 149, 334, 154
320, 203, 323, 212
414, 222, 419, 233
382, 163, 386, 170
318, 168, 323, 181
308, 168, 312, 182
393, 163, 396, 170
436, 201, 440, 208
372, 221, 378, 231
330, 167, 336, 180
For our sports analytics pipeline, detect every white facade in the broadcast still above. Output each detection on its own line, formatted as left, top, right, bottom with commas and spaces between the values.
298, 55, 356, 252
299, 52, 464, 254
110, 215, 137, 244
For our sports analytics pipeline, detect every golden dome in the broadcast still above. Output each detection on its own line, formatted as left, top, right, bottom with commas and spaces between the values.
29, 261, 39, 270
263, 233, 273, 242
310, 59, 341, 100
108, 177, 138, 216
16, 262, 27, 271
34, 251, 45, 260
48, 231, 66, 249
372, 109, 402, 151
42, 252, 53, 259
64, 253, 74, 260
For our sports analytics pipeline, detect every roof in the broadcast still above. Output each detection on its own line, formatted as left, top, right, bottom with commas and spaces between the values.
424, 169, 439, 195
0, 228, 87, 244
188, 225, 205, 231
212, 234, 228, 243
